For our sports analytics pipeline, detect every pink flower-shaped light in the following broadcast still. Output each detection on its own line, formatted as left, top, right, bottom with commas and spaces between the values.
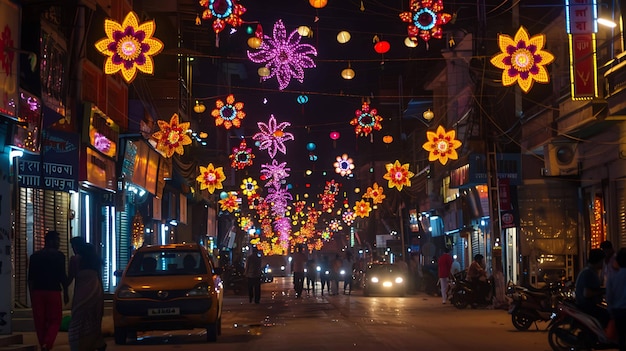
253, 114, 294, 158
247, 19, 317, 90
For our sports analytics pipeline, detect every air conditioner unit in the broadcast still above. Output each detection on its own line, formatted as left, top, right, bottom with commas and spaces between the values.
543, 142, 579, 176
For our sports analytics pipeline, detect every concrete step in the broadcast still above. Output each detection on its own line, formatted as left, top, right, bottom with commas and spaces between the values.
0, 334, 36, 351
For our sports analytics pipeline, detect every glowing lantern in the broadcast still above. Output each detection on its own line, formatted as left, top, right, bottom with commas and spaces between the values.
383, 135, 393, 144
309, 0, 328, 9
329, 131, 340, 140
297, 25, 312, 37
258, 66, 270, 77
337, 31, 351, 44
297, 95, 309, 104
341, 66, 355, 80
193, 101, 206, 113
374, 40, 390, 54
404, 37, 418, 48
247, 36, 262, 49
423, 108, 435, 121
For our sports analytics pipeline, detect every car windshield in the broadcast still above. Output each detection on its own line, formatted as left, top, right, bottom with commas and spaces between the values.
125, 250, 208, 276
368, 264, 400, 274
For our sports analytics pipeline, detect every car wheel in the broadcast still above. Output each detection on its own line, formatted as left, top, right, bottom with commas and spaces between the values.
114, 327, 127, 345
217, 316, 222, 335
206, 323, 218, 342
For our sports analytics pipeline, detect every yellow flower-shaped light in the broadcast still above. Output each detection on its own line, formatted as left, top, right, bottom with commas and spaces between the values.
354, 200, 372, 218
241, 177, 258, 197
383, 160, 414, 191
219, 193, 240, 212
363, 182, 386, 204
94, 11, 164, 83
211, 94, 245, 129
422, 125, 462, 165
151, 114, 192, 157
196, 163, 226, 194
490, 26, 554, 93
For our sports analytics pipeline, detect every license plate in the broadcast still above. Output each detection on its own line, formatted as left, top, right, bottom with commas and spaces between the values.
148, 307, 180, 316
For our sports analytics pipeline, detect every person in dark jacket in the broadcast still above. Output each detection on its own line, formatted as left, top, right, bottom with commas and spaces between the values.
28, 231, 69, 351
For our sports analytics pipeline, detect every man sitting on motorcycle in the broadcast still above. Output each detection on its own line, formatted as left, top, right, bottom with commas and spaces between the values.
575, 248, 610, 327
467, 254, 490, 303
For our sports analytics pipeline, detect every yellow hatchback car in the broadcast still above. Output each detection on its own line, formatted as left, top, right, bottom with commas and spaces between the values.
113, 243, 223, 344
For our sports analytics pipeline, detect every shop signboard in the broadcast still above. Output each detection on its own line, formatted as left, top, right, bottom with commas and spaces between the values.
18, 129, 78, 192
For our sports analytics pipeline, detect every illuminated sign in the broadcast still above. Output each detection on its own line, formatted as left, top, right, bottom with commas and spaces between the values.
565, 0, 598, 100
85, 104, 119, 159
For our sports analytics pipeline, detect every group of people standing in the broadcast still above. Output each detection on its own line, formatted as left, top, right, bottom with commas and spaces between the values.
575, 240, 626, 351
28, 231, 105, 351
243, 246, 357, 303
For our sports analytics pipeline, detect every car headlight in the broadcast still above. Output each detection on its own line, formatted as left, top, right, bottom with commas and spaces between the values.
371, 277, 379, 283
395, 277, 403, 284
116, 285, 142, 298
187, 283, 210, 296
267, 268, 272, 273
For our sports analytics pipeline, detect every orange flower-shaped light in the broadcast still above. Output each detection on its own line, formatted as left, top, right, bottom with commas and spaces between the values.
354, 200, 372, 218
151, 114, 192, 157
219, 193, 240, 212
422, 125, 462, 165
196, 163, 226, 194
364, 182, 386, 204
383, 160, 415, 191
94, 11, 164, 83
211, 94, 245, 129
490, 26, 554, 93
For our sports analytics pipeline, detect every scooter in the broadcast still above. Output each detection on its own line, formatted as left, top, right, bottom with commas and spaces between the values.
508, 281, 574, 331
450, 275, 494, 309
547, 301, 618, 351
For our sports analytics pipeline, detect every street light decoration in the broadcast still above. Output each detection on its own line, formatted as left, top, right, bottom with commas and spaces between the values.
247, 20, 317, 90
196, 163, 226, 194
253, 114, 294, 158
334, 154, 355, 176
490, 26, 554, 93
219, 192, 240, 212
240, 177, 259, 197
342, 210, 356, 226
211, 94, 245, 129
324, 179, 341, 195
422, 125, 462, 165
151, 113, 192, 158
199, 0, 246, 34
399, 0, 451, 45
230, 138, 255, 170
354, 199, 372, 218
94, 11, 164, 83
350, 101, 383, 136
364, 182, 386, 204
383, 160, 415, 191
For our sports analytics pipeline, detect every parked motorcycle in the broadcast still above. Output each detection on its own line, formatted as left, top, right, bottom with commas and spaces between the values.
508, 281, 574, 331
547, 301, 618, 351
450, 274, 493, 309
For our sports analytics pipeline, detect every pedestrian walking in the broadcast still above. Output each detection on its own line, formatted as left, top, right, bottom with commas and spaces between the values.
244, 246, 263, 304
305, 257, 317, 295
330, 254, 343, 295
28, 230, 70, 351
438, 247, 453, 304
319, 256, 330, 296
291, 246, 307, 298
67, 236, 106, 351
606, 248, 626, 351
342, 252, 354, 295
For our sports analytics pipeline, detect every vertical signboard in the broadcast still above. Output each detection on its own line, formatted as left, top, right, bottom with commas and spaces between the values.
0, 0, 19, 120
565, 0, 598, 100
0, 0, 19, 334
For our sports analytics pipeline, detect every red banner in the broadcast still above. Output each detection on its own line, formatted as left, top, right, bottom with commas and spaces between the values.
570, 33, 597, 99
